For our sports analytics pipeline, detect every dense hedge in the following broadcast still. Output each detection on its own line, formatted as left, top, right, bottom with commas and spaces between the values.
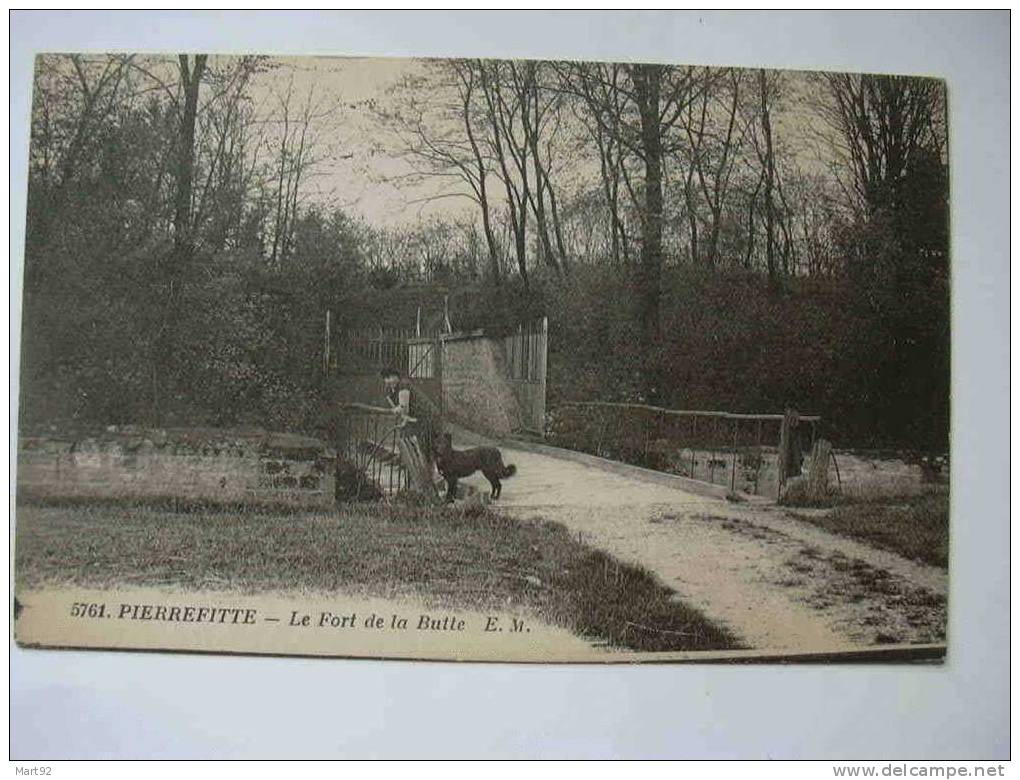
18, 257, 948, 452
326, 263, 948, 452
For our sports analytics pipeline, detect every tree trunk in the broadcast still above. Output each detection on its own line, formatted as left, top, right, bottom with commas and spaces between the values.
173, 55, 206, 262
632, 64, 664, 402
686, 199, 699, 266
459, 67, 502, 286
707, 206, 722, 267
479, 197, 502, 283
759, 69, 778, 286
545, 175, 569, 272
597, 138, 624, 265
480, 62, 529, 288
745, 169, 764, 270
154, 53, 207, 423
522, 73, 560, 274
530, 169, 558, 272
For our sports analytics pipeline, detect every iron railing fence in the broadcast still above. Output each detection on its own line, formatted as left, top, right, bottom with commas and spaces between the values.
333, 327, 442, 378
335, 403, 410, 498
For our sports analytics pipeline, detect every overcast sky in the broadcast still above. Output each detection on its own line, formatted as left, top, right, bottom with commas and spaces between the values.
244, 55, 438, 227
248, 55, 857, 229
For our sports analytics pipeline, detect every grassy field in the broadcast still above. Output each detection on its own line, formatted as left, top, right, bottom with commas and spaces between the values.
790, 490, 949, 569
14, 497, 740, 653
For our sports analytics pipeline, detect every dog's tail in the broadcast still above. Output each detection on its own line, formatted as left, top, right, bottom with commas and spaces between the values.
502, 463, 517, 479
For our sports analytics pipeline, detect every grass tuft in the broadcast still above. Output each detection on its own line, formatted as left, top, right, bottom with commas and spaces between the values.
791, 490, 949, 569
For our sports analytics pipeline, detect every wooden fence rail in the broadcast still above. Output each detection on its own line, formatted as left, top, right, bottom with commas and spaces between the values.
559, 400, 821, 424
549, 401, 819, 498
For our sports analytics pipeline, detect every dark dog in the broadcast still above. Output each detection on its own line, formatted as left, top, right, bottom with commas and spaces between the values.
434, 432, 517, 500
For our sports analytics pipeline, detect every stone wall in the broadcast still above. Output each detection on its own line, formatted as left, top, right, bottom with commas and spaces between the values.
16, 427, 336, 509
440, 331, 524, 437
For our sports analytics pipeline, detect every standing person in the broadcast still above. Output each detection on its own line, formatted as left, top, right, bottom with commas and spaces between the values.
380, 366, 442, 494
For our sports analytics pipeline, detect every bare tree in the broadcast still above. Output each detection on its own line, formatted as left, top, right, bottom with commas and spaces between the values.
26, 54, 137, 257
558, 62, 703, 398
147, 55, 207, 420
561, 61, 633, 266
30, 54, 136, 190
266, 77, 316, 267
475, 60, 532, 287
379, 61, 504, 284
681, 68, 748, 267
191, 56, 268, 254
812, 72, 946, 219
739, 69, 796, 281
756, 68, 778, 280
519, 61, 569, 273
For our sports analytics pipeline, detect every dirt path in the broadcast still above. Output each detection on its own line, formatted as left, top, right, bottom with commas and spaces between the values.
449, 431, 947, 652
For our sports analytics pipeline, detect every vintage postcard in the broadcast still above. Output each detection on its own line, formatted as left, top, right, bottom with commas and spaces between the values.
13, 52, 949, 663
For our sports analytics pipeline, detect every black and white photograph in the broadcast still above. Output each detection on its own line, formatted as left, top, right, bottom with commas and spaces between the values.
13, 47, 953, 664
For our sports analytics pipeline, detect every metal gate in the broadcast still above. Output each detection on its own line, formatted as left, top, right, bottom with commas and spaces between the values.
328, 316, 547, 437
335, 403, 410, 498
334, 401, 443, 502
503, 317, 548, 435
407, 336, 439, 379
